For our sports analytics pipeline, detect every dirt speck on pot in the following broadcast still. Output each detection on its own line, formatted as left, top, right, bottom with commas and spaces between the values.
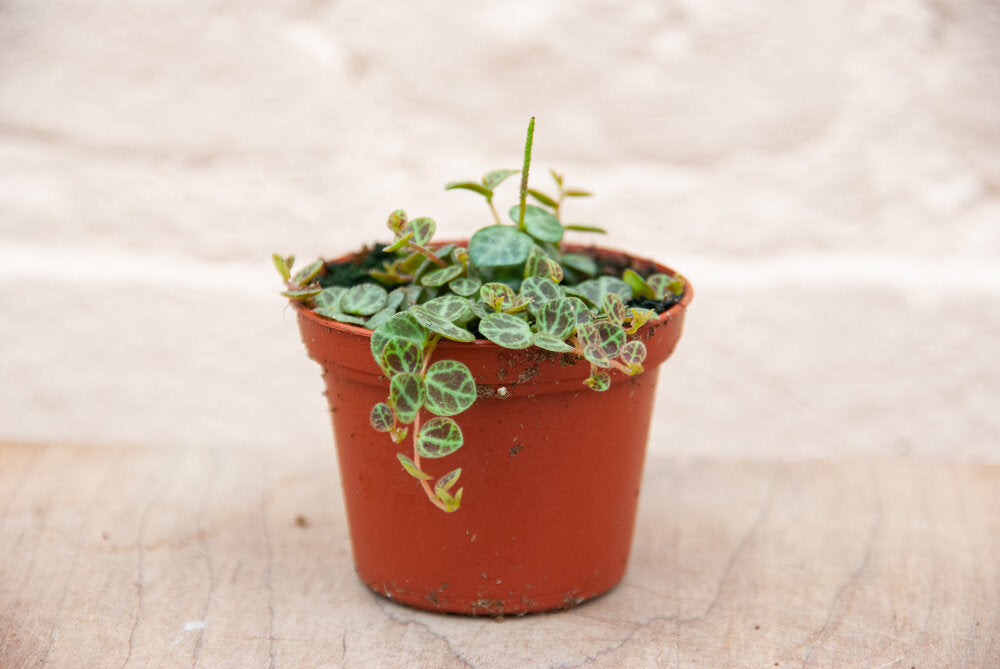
477, 385, 512, 400
516, 366, 538, 384
425, 583, 450, 606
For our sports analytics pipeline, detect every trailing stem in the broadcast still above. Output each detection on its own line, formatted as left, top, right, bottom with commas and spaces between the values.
412, 335, 451, 512
410, 412, 449, 512
409, 242, 449, 268
385, 234, 449, 269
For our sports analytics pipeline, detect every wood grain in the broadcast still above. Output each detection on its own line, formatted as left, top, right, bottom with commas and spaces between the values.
2, 442, 997, 668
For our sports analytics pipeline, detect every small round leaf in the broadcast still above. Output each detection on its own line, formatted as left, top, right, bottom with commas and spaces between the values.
560, 253, 598, 277
509, 204, 564, 244
390, 372, 425, 424
409, 217, 436, 246
281, 287, 322, 301
420, 295, 473, 323
468, 225, 535, 267
420, 263, 464, 287
342, 284, 388, 316
623, 269, 656, 300
416, 417, 464, 458
451, 247, 470, 266
371, 312, 427, 361
626, 307, 656, 334
385, 288, 407, 310
370, 403, 394, 432
292, 259, 324, 286
468, 299, 493, 320
313, 307, 367, 325
520, 276, 562, 312
409, 306, 477, 342
532, 332, 575, 353
397, 252, 425, 274
583, 343, 615, 369
524, 246, 563, 283
601, 293, 626, 325
272, 253, 291, 280
523, 245, 547, 278
585, 370, 611, 392
380, 337, 424, 376
386, 209, 408, 234
479, 313, 533, 349
536, 297, 575, 339
502, 296, 533, 314
541, 257, 564, 283
566, 296, 594, 326
480, 282, 517, 311
448, 276, 482, 297
572, 276, 633, 306
483, 169, 519, 190
435, 467, 462, 493
587, 321, 626, 360
424, 360, 476, 417
647, 272, 685, 298
620, 340, 648, 367
435, 485, 463, 512
365, 306, 397, 330
314, 286, 347, 310
396, 452, 433, 480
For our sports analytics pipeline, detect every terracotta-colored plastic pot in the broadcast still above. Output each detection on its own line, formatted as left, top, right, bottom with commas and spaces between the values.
296, 246, 692, 615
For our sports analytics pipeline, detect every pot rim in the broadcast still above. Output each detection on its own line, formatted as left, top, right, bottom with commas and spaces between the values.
292, 242, 693, 347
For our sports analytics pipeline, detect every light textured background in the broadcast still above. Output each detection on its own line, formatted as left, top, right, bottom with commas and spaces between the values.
2, 0, 998, 461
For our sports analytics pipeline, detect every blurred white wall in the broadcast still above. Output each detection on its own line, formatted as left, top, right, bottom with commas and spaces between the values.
2, 1, 998, 461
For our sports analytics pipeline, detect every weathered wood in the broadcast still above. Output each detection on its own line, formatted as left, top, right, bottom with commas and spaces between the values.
1, 442, 997, 668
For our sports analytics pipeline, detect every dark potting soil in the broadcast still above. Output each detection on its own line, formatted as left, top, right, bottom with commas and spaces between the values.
319, 244, 681, 315
626, 294, 681, 313
318, 244, 395, 288
584, 245, 682, 314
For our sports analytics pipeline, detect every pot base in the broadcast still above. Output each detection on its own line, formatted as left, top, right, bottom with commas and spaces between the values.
361, 573, 622, 616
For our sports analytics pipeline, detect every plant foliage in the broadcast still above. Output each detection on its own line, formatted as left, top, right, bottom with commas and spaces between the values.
276, 118, 685, 513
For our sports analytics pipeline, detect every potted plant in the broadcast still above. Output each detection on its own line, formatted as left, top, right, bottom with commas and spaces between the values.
275, 118, 692, 615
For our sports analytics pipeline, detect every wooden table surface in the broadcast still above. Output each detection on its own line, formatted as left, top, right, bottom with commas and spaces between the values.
2, 441, 997, 668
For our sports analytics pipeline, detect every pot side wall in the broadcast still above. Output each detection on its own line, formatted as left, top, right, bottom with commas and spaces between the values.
317, 356, 663, 614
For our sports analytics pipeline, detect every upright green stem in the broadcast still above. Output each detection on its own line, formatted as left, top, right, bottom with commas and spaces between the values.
486, 197, 502, 226
517, 117, 535, 231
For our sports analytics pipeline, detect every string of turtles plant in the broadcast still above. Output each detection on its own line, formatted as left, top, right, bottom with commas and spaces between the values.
274, 118, 684, 513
